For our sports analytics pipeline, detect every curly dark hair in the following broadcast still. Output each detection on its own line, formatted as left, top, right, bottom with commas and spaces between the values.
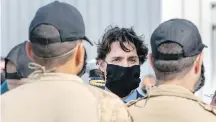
96, 26, 148, 64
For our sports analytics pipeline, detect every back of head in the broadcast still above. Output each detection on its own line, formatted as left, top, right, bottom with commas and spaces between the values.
29, 24, 78, 68
150, 19, 206, 92
28, 1, 92, 74
152, 42, 198, 81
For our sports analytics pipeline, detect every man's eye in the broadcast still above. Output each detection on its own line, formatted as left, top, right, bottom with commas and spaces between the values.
112, 59, 121, 62
130, 59, 137, 63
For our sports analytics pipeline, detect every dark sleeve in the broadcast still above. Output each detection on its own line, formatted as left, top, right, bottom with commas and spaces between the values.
1, 71, 5, 84
1, 81, 9, 94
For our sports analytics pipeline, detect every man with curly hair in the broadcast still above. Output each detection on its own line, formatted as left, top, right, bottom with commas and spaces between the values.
97, 26, 148, 102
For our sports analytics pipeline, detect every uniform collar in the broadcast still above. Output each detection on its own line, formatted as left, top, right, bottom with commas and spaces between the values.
148, 84, 202, 102
154, 84, 193, 94
25, 63, 83, 83
24, 72, 83, 83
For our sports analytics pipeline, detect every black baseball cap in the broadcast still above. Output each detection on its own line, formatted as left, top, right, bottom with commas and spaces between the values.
151, 19, 207, 60
29, 1, 92, 45
5, 41, 33, 78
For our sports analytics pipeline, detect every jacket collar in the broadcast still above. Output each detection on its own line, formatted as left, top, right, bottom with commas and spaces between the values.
147, 84, 202, 102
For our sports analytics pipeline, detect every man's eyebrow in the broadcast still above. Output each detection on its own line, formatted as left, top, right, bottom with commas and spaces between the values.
128, 56, 139, 59
111, 56, 123, 59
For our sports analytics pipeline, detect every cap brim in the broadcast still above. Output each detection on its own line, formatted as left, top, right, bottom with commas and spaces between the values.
203, 44, 208, 48
83, 36, 93, 46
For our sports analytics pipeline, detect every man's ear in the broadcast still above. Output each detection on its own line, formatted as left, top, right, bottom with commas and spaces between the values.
26, 42, 34, 61
194, 52, 204, 75
73, 41, 85, 74
97, 59, 106, 73
149, 53, 154, 69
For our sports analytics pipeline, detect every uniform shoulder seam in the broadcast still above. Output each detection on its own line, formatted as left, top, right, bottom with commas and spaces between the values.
198, 101, 216, 115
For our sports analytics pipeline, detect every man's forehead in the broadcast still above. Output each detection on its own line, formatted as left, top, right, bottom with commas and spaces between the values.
111, 41, 135, 49
107, 41, 137, 57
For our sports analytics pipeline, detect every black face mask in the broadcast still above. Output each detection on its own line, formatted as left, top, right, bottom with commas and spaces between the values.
77, 48, 87, 77
105, 64, 141, 98
194, 63, 205, 93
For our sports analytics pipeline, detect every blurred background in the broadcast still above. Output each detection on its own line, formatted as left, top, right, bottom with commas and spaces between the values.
1, 0, 216, 103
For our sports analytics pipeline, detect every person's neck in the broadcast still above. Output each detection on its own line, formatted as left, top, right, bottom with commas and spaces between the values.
157, 78, 194, 92
55, 68, 78, 75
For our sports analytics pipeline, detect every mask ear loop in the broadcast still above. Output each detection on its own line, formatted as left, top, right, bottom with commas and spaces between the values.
31, 47, 75, 60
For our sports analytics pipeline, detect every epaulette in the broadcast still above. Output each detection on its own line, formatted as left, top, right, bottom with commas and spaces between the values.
126, 96, 148, 107
198, 101, 216, 115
